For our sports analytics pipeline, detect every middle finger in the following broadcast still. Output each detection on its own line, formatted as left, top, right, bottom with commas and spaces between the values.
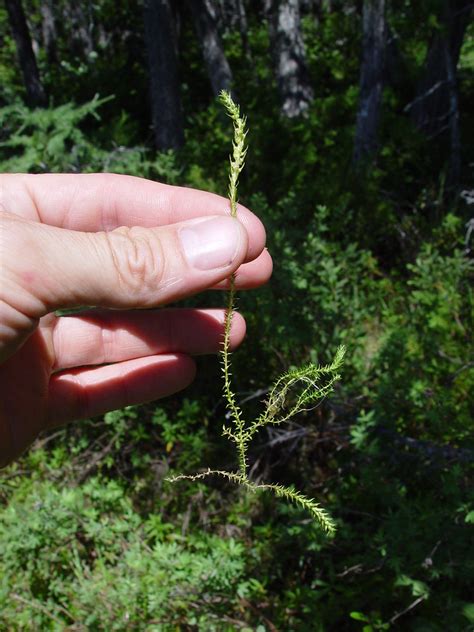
51, 308, 246, 371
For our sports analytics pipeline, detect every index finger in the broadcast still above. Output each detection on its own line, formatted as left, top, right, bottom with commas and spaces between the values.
3, 173, 266, 262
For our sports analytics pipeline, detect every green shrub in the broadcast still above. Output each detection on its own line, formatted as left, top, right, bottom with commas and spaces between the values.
0, 98, 181, 182
0, 477, 261, 630
369, 214, 473, 444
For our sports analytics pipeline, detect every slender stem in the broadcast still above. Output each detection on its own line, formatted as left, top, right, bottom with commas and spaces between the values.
221, 275, 247, 475
219, 90, 249, 476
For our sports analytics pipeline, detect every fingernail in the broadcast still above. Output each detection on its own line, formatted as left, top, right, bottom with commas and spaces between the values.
179, 216, 243, 271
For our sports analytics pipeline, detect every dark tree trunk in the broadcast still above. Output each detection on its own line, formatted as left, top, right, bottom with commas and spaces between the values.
353, 0, 386, 165
5, 0, 47, 107
143, 0, 184, 150
265, 0, 314, 118
409, 0, 471, 137
61, 0, 95, 58
444, 40, 462, 185
40, 0, 57, 63
187, 0, 234, 96
216, 0, 251, 59
407, 0, 472, 185
216, 0, 248, 31
385, 26, 406, 93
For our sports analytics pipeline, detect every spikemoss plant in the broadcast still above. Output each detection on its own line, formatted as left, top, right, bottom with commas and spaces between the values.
167, 91, 345, 535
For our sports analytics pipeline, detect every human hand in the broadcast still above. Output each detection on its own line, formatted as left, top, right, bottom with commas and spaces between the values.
0, 173, 272, 467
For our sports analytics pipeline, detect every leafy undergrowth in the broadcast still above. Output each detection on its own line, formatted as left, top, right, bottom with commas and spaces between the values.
1, 10, 473, 625
1, 211, 472, 630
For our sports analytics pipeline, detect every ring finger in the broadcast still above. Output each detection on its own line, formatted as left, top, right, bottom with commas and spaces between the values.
50, 308, 246, 371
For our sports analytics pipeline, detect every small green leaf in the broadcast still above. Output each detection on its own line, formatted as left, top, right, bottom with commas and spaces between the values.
463, 603, 474, 623
350, 611, 369, 622
465, 510, 474, 524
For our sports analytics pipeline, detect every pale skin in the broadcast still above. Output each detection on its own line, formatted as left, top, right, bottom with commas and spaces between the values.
0, 173, 273, 467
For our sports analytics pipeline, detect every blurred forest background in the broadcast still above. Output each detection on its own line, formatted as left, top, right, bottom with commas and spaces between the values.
1, 0, 473, 629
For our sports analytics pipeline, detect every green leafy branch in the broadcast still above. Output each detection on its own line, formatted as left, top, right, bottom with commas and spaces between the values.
167, 91, 345, 536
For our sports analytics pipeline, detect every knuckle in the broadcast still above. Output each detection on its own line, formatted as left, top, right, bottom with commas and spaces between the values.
99, 325, 115, 364
68, 373, 90, 421
105, 226, 164, 300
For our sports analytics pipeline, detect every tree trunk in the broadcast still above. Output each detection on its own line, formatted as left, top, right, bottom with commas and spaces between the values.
265, 0, 314, 118
217, 0, 251, 59
444, 40, 462, 185
40, 0, 57, 63
187, 0, 234, 96
407, 0, 472, 186
5, 0, 47, 107
143, 0, 184, 150
409, 0, 471, 137
353, 0, 386, 165
60, 0, 95, 58
216, 0, 248, 31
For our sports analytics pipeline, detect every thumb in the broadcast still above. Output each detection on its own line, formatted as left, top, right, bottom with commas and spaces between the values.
1, 212, 247, 356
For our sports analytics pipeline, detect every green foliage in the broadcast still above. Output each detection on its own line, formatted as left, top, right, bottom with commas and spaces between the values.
1, 4, 473, 629
369, 215, 473, 443
0, 96, 110, 172
0, 477, 259, 630
267, 202, 386, 383
0, 97, 182, 182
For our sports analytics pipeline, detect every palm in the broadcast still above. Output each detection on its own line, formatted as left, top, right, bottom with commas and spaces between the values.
0, 319, 54, 462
